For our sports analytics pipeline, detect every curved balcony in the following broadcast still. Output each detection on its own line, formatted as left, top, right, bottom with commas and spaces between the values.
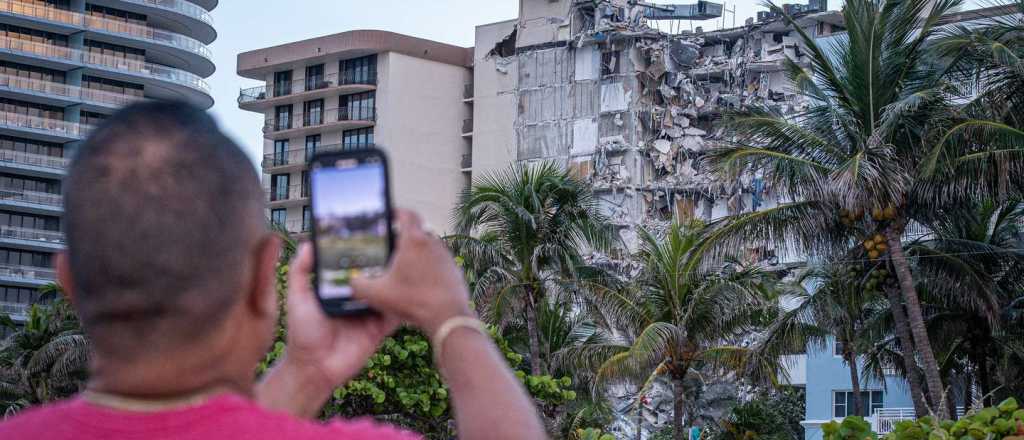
0, 0, 214, 76
0, 188, 63, 215
0, 73, 146, 110
238, 72, 377, 110
0, 111, 91, 142
263, 107, 376, 140
0, 36, 212, 107
0, 148, 68, 178
117, 0, 216, 44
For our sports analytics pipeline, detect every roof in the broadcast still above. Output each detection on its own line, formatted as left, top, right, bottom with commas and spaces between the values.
237, 30, 473, 79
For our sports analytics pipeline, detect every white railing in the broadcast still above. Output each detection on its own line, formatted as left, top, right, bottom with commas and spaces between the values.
0, 148, 69, 170
0, 36, 211, 93
0, 300, 29, 318
0, 111, 90, 139
0, 263, 57, 281
0, 225, 64, 244
120, 0, 213, 26
0, 0, 212, 60
0, 73, 145, 107
0, 188, 63, 207
871, 407, 968, 434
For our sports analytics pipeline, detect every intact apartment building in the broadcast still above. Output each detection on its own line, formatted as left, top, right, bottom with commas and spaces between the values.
237, 31, 473, 236
0, 0, 218, 326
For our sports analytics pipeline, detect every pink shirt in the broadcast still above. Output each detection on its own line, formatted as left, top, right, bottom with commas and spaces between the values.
0, 394, 422, 440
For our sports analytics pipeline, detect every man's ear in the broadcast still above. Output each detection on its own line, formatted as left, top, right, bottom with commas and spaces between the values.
55, 252, 76, 305
247, 234, 282, 318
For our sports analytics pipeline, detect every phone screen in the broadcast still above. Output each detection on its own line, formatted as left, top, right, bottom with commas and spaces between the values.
311, 155, 390, 308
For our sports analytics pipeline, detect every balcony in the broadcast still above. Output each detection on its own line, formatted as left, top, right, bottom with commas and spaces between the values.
461, 153, 472, 170
461, 118, 473, 136
463, 83, 474, 101
119, 0, 216, 44
0, 225, 64, 251
870, 408, 966, 434
0, 300, 28, 320
0, 73, 145, 109
0, 263, 56, 284
0, 112, 90, 141
262, 142, 373, 172
0, 188, 63, 214
0, 0, 213, 73
270, 218, 312, 235
263, 107, 375, 140
0, 36, 211, 96
238, 72, 377, 109
0, 148, 69, 176
266, 183, 309, 206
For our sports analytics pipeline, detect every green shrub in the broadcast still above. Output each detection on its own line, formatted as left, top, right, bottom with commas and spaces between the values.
887, 398, 1023, 440
821, 416, 877, 440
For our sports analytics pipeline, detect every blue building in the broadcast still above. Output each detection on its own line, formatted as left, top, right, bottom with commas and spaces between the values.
800, 338, 916, 440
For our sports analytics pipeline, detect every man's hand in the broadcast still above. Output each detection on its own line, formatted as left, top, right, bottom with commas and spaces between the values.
256, 242, 399, 418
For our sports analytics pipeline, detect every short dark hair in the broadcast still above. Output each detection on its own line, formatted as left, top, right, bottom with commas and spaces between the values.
65, 101, 266, 356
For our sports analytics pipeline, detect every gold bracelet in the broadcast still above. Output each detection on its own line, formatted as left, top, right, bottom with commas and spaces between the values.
431, 316, 487, 365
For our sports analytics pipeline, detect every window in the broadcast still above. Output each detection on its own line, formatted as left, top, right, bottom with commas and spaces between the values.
0, 98, 63, 120
301, 170, 310, 198
833, 390, 884, 418
340, 54, 377, 85
86, 4, 147, 26
342, 128, 373, 151
0, 248, 53, 267
302, 206, 312, 232
274, 105, 292, 131
834, 340, 845, 357
0, 210, 59, 231
304, 135, 320, 162
80, 111, 108, 127
273, 70, 292, 97
305, 64, 325, 91
340, 92, 374, 121
83, 75, 144, 97
0, 24, 68, 47
271, 174, 290, 201
0, 61, 65, 84
84, 40, 146, 63
270, 209, 287, 228
303, 99, 324, 126
273, 140, 288, 166
0, 173, 60, 194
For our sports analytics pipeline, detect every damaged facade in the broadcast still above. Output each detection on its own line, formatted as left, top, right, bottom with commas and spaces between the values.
471, 0, 842, 266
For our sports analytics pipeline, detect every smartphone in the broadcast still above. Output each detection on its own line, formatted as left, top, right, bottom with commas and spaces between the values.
309, 148, 394, 316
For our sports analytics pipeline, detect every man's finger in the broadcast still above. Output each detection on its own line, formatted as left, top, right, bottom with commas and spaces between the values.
288, 242, 316, 303
393, 208, 424, 237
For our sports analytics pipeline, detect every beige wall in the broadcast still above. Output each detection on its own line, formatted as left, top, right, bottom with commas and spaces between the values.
517, 0, 572, 47
471, 20, 518, 180
376, 51, 471, 233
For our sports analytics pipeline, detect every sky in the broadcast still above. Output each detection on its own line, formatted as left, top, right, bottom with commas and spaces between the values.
312, 164, 386, 217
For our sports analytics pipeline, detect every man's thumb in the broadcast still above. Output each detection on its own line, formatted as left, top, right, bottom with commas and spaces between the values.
349, 273, 390, 310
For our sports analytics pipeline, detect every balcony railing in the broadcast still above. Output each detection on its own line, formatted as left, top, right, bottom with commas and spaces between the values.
0, 73, 145, 107
120, 0, 214, 26
462, 118, 474, 134
264, 107, 376, 134
0, 188, 63, 207
0, 225, 64, 244
262, 143, 375, 169
0, 37, 211, 93
464, 83, 474, 100
0, 148, 69, 171
0, 112, 90, 139
0, 0, 212, 61
0, 263, 57, 281
870, 407, 967, 434
0, 300, 29, 317
266, 183, 308, 203
238, 72, 377, 104
270, 218, 312, 234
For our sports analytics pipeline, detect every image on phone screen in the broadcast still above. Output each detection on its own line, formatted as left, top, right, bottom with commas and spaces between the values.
312, 159, 389, 301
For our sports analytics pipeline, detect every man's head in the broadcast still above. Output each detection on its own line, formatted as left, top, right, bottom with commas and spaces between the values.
61, 101, 280, 386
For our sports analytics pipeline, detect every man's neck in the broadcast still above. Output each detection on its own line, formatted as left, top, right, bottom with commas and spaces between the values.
87, 349, 253, 401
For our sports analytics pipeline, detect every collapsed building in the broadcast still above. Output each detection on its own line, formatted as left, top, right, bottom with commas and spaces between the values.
470, 0, 844, 269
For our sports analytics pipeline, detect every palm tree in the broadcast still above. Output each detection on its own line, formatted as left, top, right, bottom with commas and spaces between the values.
559, 222, 776, 440
449, 162, 614, 375
0, 297, 89, 417
752, 260, 890, 418
704, 0, 1024, 417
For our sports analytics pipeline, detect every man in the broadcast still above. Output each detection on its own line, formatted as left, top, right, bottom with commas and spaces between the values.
0, 102, 546, 439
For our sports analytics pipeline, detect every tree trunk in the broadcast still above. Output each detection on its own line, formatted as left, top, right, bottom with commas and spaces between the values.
885, 286, 930, 416
886, 228, 948, 420
977, 350, 992, 407
636, 399, 644, 440
844, 345, 864, 417
523, 287, 544, 375
673, 376, 686, 440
